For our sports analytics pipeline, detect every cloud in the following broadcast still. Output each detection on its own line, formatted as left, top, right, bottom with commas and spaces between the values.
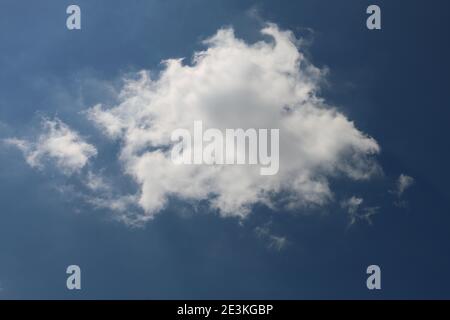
395, 174, 414, 196
84, 170, 110, 192
85, 194, 141, 224
341, 196, 363, 214
255, 223, 288, 251
4, 118, 97, 175
392, 173, 414, 208
341, 196, 379, 226
86, 23, 380, 222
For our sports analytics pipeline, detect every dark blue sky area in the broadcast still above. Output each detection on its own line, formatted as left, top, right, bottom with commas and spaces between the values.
1, 0, 450, 299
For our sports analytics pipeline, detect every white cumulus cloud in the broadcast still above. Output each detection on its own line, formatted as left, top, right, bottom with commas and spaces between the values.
87, 23, 381, 221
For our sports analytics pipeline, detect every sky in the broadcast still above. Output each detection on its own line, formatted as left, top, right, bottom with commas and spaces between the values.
1, 0, 450, 299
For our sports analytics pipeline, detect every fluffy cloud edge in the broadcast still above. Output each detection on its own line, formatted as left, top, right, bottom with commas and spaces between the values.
4, 117, 97, 175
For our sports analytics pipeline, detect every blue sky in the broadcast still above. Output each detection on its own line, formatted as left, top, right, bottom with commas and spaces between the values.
1, 0, 450, 299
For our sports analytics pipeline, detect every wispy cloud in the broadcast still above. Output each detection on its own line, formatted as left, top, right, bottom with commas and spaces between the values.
255, 222, 289, 251
391, 174, 415, 207
395, 174, 415, 196
4, 117, 97, 175
341, 196, 379, 227
84, 170, 111, 192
